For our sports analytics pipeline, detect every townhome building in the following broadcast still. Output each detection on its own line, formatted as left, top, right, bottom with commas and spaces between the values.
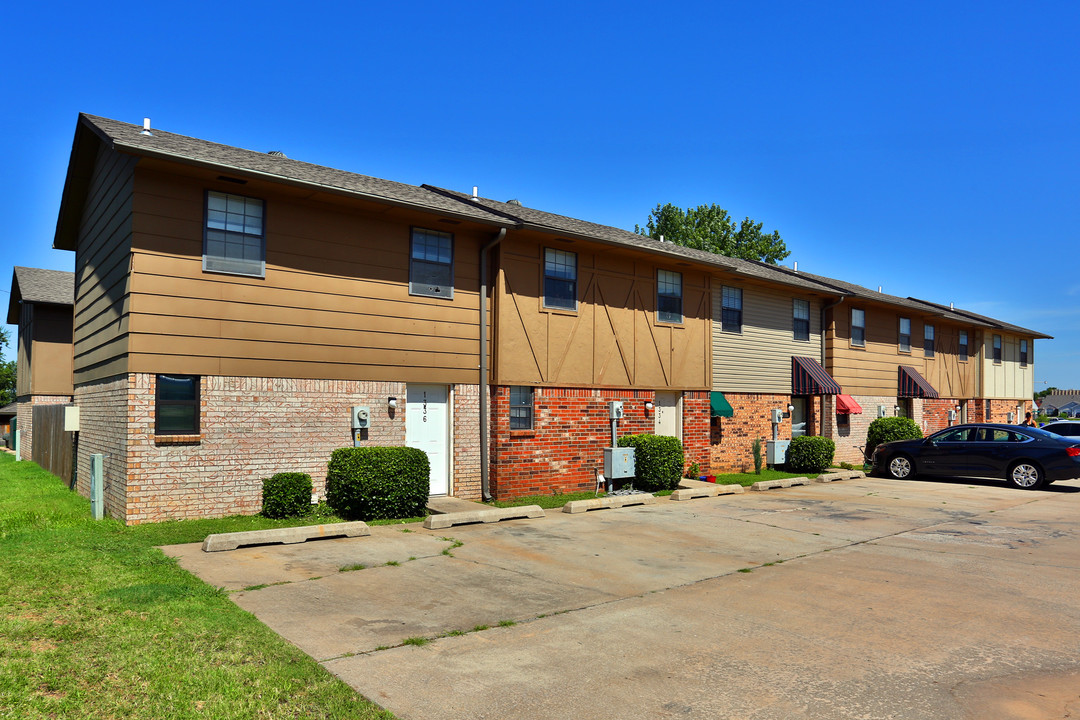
6, 267, 75, 468
53, 114, 727, 523
38, 113, 1054, 522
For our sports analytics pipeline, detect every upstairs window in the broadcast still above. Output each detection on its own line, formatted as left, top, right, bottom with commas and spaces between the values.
959, 330, 969, 361
1020, 339, 1029, 367
851, 308, 865, 347
543, 249, 577, 310
657, 270, 683, 324
721, 286, 742, 333
156, 374, 200, 435
204, 191, 265, 277
410, 228, 454, 298
793, 299, 810, 341
924, 324, 935, 358
993, 334, 1002, 363
509, 386, 534, 430
898, 317, 911, 352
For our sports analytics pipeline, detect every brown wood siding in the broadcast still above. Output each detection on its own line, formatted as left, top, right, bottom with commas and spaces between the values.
828, 304, 976, 398
16, 304, 31, 397
73, 146, 136, 384
712, 284, 821, 394
493, 237, 709, 389
125, 166, 490, 384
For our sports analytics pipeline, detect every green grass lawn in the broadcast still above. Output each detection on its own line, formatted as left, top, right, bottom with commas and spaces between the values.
0, 453, 395, 719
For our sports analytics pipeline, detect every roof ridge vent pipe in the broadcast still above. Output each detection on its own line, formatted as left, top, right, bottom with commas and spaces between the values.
950, 302, 955, 310
479, 227, 507, 501
793, 261, 798, 273
472, 186, 479, 201
140, 118, 152, 136
659, 234, 665, 243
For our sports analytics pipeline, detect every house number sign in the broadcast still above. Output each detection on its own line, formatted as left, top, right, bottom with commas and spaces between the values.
422, 393, 428, 422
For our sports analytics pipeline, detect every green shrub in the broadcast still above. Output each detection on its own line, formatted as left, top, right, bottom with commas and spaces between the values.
617, 434, 684, 492
865, 416, 922, 459
261, 472, 313, 519
751, 437, 763, 474
325, 447, 430, 521
786, 436, 835, 474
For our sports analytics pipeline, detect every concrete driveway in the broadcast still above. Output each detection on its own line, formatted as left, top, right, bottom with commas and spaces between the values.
163, 476, 1080, 720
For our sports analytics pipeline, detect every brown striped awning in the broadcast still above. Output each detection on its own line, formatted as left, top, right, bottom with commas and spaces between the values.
898, 365, 939, 399
792, 356, 843, 395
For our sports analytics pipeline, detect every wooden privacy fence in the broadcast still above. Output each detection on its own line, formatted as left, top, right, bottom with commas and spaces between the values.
32, 404, 74, 485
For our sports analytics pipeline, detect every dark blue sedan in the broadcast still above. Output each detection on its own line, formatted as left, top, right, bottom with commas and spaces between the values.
871, 423, 1080, 489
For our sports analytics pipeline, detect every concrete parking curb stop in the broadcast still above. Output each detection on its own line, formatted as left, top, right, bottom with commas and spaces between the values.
751, 476, 812, 491
202, 521, 371, 552
563, 494, 659, 513
816, 470, 867, 483
423, 504, 545, 529
672, 479, 745, 501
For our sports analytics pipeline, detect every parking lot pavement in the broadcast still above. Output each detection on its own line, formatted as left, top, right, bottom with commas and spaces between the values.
163, 476, 1080, 720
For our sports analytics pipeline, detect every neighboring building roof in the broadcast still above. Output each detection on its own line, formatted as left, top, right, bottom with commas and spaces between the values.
1040, 392, 1080, 411
6, 266, 75, 325
0, 402, 17, 417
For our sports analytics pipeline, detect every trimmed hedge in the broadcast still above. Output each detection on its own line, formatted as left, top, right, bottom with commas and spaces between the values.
617, 434, 684, 492
865, 417, 922, 459
261, 472, 313, 519
325, 446, 430, 521
786, 436, 835, 474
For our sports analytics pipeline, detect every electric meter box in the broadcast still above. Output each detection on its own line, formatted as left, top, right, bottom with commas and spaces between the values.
608, 401, 624, 420
766, 439, 790, 466
770, 408, 784, 424
604, 447, 636, 479
351, 406, 371, 429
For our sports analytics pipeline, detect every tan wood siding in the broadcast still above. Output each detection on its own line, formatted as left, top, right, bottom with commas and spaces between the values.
980, 333, 1034, 399
712, 285, 821, 394
28, 305, 74, 396
73, 146, 136, 383
829, 304, 976, 398
124, 166, 490, 384
493, 238, 709, 389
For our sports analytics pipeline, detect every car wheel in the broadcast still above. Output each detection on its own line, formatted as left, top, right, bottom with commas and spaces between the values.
887, 454, 914, 480
1007, 461, 1044, 490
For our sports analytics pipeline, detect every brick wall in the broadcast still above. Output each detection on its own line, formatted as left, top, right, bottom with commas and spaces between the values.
489, 387, 709, 499
452, 383, 483, 500
922, 398, 961, 434
123, 375, 408, 524
824, 395, 899, 465
74, 376, 129, 518
708, 393, 792, 473
981, 398, 1027, 424
15, 394, 72, 461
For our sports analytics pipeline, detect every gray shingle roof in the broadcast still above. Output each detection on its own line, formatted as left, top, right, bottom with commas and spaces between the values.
906, 297, 1051, 339
78, 114, 513, 226
7, 266, 75, 324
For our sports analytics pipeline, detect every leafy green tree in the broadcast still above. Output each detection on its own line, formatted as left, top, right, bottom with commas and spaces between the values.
635, 203, 790, 264
0, 328, 15, 406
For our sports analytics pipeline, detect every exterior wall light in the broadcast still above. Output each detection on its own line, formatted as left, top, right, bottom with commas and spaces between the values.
894, 405, 901, 415
644, 401, 654, 411
388, 397, 398, 409
787, 404, 794, 413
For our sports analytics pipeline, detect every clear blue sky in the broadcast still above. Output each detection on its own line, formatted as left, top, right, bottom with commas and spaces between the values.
3, 1, 1078, 390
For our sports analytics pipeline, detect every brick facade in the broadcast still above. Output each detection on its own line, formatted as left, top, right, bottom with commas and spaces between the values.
709, 393, 793, 473
824, 395, 901, 465
451, 383, 483, 501
489, 387, 710, 499
74, 376, 130, 516
15, 393, 72, 461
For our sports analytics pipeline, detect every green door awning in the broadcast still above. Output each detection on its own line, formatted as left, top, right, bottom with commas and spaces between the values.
711, 391, 734, 418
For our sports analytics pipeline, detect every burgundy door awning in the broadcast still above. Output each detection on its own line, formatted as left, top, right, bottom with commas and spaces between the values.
898, 365, 939, 399
835, 394, 863, 414
792, 356, 843, 395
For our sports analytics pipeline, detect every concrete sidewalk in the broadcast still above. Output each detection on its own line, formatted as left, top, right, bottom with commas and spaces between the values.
163, 477, 1080, 720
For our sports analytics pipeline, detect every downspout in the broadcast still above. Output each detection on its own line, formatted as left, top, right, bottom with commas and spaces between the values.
479, 228, 507, 501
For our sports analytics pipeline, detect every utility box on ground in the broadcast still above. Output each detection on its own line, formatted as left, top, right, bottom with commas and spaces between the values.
604, 447, 636, 479
766, 439, 790, 466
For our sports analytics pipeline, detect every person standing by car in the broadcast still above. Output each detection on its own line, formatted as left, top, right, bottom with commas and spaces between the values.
1020, 412, 1037, 427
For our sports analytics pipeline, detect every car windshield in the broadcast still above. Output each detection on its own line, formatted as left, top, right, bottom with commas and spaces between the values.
1026, 426, 1071, 440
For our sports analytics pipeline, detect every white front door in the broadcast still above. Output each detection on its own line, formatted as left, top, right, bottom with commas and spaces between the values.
654, 391, 683, 439
405, 384, 449, 496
